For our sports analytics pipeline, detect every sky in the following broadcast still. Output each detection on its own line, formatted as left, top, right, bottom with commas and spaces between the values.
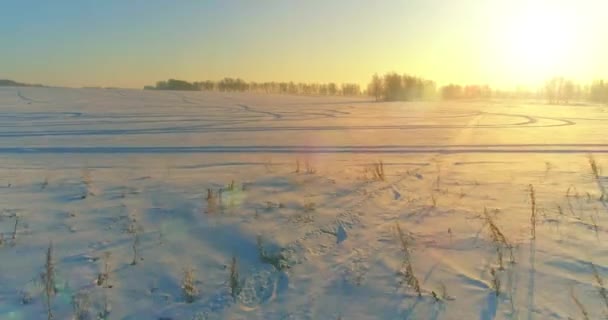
1, 0, 607, 89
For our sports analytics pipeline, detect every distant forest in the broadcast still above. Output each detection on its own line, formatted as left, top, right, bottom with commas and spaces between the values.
146, 74, 608, 104
0, 79, 44, 87
145, 78, 362, 96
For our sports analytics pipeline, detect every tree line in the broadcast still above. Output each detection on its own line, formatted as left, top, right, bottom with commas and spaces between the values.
368, 73, 608, 104
145, 75, 608, 104
367, 73, 437, 101
145, 78, 362, 96
0, 79, 44, 87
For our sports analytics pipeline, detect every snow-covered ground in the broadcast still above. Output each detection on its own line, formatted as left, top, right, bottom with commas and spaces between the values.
0, 86, 607, 319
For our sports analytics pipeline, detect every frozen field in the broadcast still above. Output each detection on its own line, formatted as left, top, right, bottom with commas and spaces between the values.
0, 86, 607, 319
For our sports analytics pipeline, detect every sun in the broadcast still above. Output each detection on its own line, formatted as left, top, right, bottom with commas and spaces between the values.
500, 3, 581, 81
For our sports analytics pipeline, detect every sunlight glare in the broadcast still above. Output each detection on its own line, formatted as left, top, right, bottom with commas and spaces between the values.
502, 3, 580, 80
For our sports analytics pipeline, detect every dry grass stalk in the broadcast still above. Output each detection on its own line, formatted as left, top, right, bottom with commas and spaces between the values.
431, 291, 440, 302
42, 242, 56, 320
544, 161, 552, 180
438, 281, 453, 300
566, 185, 580, 198
529, 184, 537, 240
11, 215, 18, 241
257, 235, 288, 270
590, 262, 608, 312
130, 231, 140, 266
483, 208, 515, 268
96, 252, 111, 288
570, 286, 590, 320
589, 155, 601, 178
303, 202, 316, 213
305, 160, 316, 174
458, 188, 466, 199
264, 159, 275, 173
590, 213, 600, 240
98, 290, 111, 319
566, 185, 578, 216
229, 256, 241, 300
431, 281, 452, 302
589, 155, 606, 201
72, 291, 91, 320
395, 222, 421, 297
181, 268, 199, 303
205, 189, 218, 213
490, 267, 501, 296
372, 160, 385, 181
81, 169, 94, 198
435, 163, 441, 190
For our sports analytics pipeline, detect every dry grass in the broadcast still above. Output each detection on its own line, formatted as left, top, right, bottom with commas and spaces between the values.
588, 155, 606, 201
430, 193, 437, 208
257, 235, 289, 271
11, 214, 18, 243
589, 155, 601, 178
98, 289, 111, 319
41, 242, 56, 320
71, 291, 91, 320
81, 168, 95, 199
303, 202, 316, 213
229, 256, 241, 300
590, 262, 608, 312
543, 161, 552, 180
490, 267, 501, 296
590, 213, 600, 240
395, 222, 421, 297
529, 184, 537, 240
372, 160, 385, 181
483, 208, 515, 269
566, 185, 580, 198
566, 185, 579, 216
434, 162, 442, 190
556, 205, 564, 216
431, 281, 452, 302
130, 231, 141, 266
181, 267, 199, 303
305, 160, 316, 174
431, 290, 440, 302
96, 252, 111, 288
570, 286, 590, 320
263, 159, 276, 173
205, 188, 218, 214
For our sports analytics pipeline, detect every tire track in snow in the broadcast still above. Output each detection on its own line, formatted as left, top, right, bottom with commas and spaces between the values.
225, 170, 423, 311
285, 111, 490, 314
0, 111, 576, 138
237, 104, 283, 119
16, 90, 48, 103
3, 145, 607, 154
244, 137, 449, 309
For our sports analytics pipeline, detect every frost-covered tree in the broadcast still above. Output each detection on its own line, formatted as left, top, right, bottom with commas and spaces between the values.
368, 74, 383, 101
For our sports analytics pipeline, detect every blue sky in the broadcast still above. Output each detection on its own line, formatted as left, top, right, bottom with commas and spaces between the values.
1, 0, 606, 88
